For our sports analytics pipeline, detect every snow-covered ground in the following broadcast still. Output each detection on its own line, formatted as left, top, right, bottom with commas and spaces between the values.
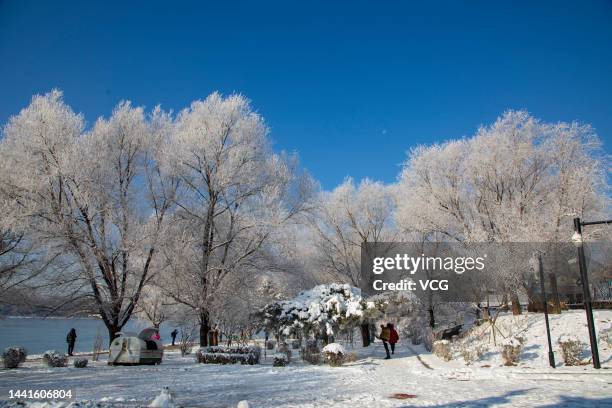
1, 311, 612, 407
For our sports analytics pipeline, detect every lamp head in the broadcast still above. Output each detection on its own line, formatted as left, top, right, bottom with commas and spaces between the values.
571, 231, 583, 247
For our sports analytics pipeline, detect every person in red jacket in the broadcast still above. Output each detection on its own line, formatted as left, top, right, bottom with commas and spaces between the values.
388, 323, 399, 355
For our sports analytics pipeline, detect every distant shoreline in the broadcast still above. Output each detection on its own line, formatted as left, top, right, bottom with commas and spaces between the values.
0, 315, 102, 320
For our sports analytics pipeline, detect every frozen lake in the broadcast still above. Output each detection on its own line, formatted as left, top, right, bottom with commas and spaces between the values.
0, 316, 176, 355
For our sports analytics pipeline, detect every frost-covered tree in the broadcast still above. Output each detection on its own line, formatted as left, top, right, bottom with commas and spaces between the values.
0, 91, 177, 342
396, 110, 609, 312
158, 93, 312, 346
309, 178, 396, 291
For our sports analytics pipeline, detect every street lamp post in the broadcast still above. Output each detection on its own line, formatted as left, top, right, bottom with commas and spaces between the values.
538, 254, 555, 368
571, 217, 611, 369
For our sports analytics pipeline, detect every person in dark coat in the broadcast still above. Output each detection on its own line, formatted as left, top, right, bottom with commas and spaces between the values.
171, 329, 178, 346
66, 328, 77, 356
388, 323, 399, 355
378, 324, 391, 359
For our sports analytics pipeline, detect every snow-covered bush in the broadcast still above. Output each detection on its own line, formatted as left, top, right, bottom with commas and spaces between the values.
433, 340, 452, 361
195, 345, 261, 365
322, 343, 346, 367
258, 284, 370, 339
558, 334, 587, 366
43, 350, 68, 367
301, 339, 321, 365
291, 339, 301, 349
265, 340, 275, 350
422, 326, 435, 352
458, 342, 486, 365
599, 327, 612, 348
272, 353, 289, 367
276, 342, 292, 362
73, 357, 88, 368
2, 347, 27, 369
499, 337, 523, 366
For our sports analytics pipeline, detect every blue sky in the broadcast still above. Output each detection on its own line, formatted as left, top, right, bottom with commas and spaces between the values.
1, 1, 611, 189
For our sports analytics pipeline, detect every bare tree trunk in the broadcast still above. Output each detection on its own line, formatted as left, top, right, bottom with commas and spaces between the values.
199, 309, 210, 347
548, 273, 561, 314
360, 323, 370, 347
511, 293, 522, 315
428, 306, 436, 328
107, 324, 121, 347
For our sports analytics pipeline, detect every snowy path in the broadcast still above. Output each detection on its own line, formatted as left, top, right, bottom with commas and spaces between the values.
1, 343, 611, 407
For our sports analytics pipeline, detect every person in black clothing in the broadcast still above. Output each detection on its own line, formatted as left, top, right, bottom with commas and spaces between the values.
66, 328, 77, 356
171, 329, 178, 346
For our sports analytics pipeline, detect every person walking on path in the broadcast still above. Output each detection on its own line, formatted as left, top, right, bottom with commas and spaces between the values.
378, 324, 391, 359
171, 329, 178, 346
66, 328, 77, 356
388, 323, 399, 355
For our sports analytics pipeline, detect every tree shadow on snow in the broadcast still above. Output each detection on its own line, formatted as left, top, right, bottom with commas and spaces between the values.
397, 389, 532, 407
397, 389, 612, 408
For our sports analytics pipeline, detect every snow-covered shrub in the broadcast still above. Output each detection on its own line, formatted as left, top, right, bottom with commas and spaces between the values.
599, 327, 612, 348
265, 340, 275, 350
322, 343, 346, 367
2, 347, 27, 369
258, 284, 369, 339
73, 357, 88, 368
458, 342, 486, 365
301, 339, 321, 365
195, 345, 261, 365
499, 337, 523, 366
42, 350, 68, 367
433, 340, 452, 361
272, 353, 289, 367
422, 327, 435, 352
276, 342, 292, 362
291, 339, 301, 349
558, 334, 587, 366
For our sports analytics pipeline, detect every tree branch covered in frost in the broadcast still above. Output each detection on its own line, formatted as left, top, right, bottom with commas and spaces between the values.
308, 178, 396, 289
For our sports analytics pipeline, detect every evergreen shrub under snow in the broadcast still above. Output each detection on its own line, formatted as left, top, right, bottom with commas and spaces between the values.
291, 339, 301, 349
195, 345, 261, 365
2, 347, 27, 369
42, 350, 68, 367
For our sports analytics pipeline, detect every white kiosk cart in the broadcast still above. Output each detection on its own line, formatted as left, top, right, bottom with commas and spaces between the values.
108, 327, 164, 365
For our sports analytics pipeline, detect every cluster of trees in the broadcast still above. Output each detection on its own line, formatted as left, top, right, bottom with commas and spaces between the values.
0, 90, 609, 344
307, 111, 609, 325
0, 90, 313, 345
